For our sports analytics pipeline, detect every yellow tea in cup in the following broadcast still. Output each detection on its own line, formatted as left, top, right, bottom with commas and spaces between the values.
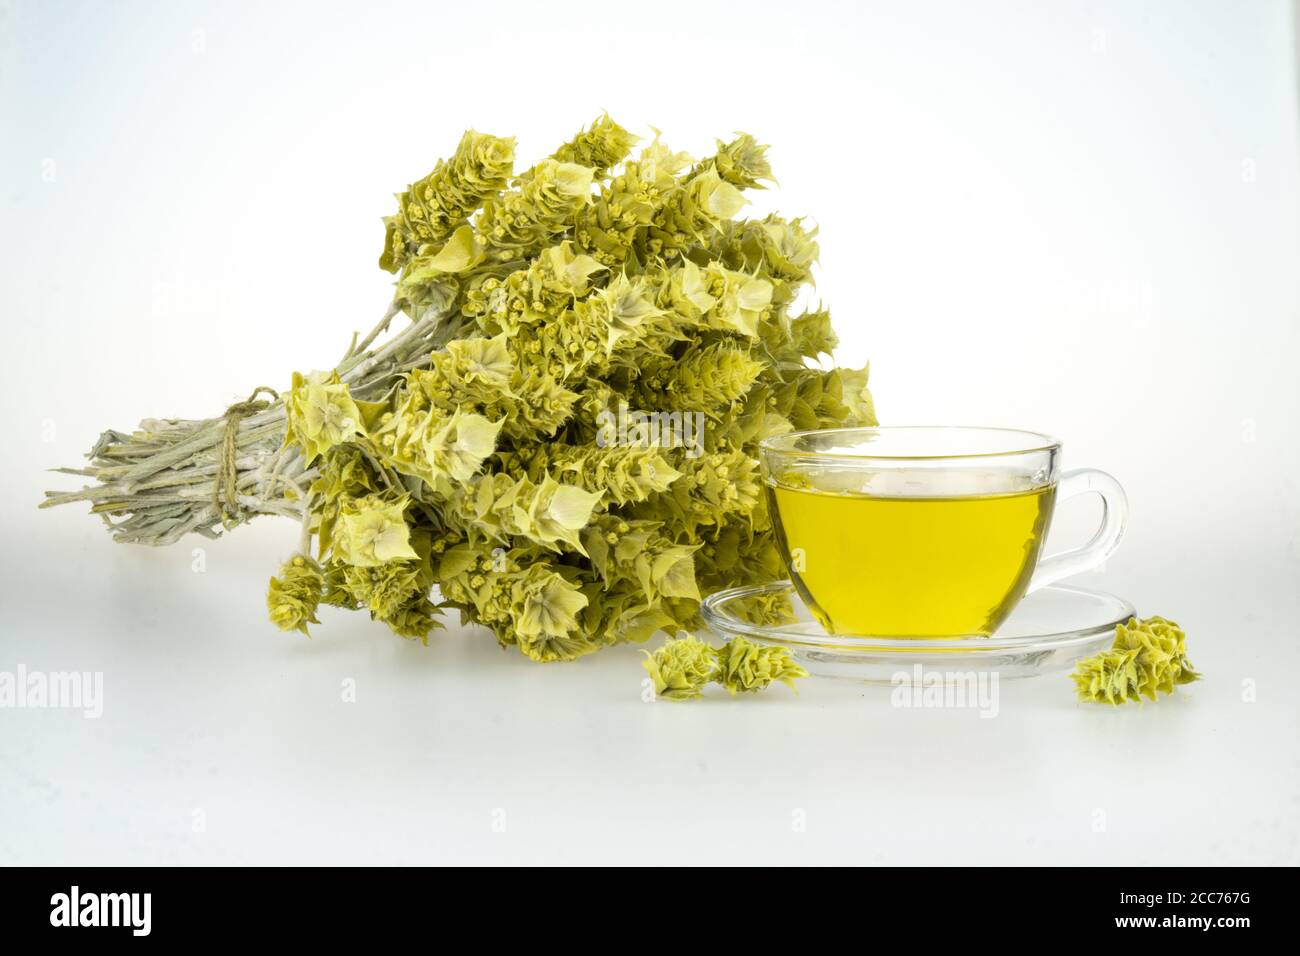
768, 481, 1055, 636
759, 427, 1127, 638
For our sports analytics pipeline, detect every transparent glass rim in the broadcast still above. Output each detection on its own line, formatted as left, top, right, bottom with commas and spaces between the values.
759, 425, 1061, 462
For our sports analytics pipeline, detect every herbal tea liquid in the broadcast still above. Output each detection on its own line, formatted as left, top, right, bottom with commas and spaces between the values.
768, 481, 1055, 636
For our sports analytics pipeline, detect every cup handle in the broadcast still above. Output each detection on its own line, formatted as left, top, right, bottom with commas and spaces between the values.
1027, 468, 1128, 593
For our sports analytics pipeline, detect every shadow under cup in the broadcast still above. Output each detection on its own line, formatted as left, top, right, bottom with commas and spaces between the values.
759, 427, 1127, 638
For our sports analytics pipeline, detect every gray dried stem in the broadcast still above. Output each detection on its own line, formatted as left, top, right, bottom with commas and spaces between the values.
41, 302, 456, 545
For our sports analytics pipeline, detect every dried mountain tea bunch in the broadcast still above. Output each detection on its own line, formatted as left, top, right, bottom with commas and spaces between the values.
46, 116, 875, 664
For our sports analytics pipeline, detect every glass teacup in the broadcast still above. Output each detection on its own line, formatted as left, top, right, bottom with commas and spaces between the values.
759, 426, 1127, 638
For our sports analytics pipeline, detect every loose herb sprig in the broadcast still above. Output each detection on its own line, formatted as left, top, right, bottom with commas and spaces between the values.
642, 634, 809, 700
46, 117, 875, 664
1072, 616, 1200, 705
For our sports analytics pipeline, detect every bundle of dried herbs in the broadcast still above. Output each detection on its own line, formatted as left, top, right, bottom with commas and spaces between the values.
45, 116, 875, 665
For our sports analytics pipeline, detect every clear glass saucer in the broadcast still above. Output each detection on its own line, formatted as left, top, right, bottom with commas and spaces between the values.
700, 581, 1135, 681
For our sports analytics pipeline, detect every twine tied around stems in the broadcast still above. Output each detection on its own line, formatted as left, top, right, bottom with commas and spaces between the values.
214, 387, 279, 521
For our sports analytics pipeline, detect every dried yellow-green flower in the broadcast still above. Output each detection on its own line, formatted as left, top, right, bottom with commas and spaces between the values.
375, 402, 503, 486
510, 564, 590, 662
478, 160, 596, 260
642, 635, 719, 701
1115, 616, 1200, 692
384, 596, 443, 645
284, 371, 363, 463
338, 561, 423, 620
543, 113, 638, 180
1072, 616, 1200, 705
522, 474, 603, 554
381, 130, 516, 273
333, 497, 418, 567
715, 635, 809, 696
267, 555, 324, 635
1071, 647, 1142, 705
709, 133, 774, 190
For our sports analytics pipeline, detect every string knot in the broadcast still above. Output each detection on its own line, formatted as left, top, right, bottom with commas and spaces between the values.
214, 386, 279, 522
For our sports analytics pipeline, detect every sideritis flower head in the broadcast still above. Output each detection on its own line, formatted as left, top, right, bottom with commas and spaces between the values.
267, 554, 325, 635
715, 635, 808, 696
642, 635, 719, 701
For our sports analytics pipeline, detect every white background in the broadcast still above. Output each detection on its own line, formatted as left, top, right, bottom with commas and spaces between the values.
1, 0, 1297, 864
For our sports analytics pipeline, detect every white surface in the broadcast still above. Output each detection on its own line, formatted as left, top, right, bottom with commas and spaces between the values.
2, 0, 1298, 865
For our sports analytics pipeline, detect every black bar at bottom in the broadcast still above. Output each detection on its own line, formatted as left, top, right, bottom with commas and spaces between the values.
0, 866, 1283, 941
